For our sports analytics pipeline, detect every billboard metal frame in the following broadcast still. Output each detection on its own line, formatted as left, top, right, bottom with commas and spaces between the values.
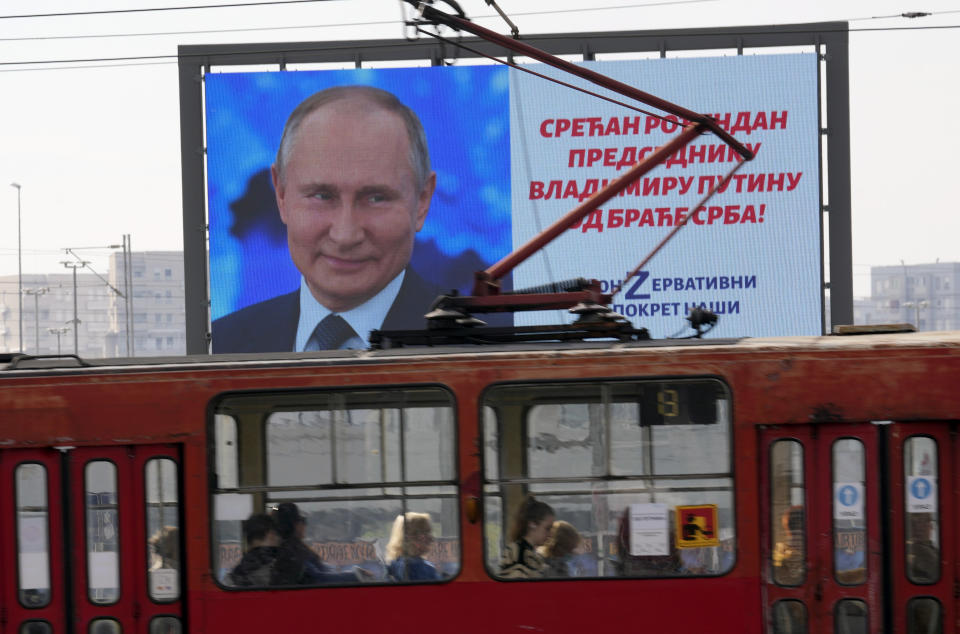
178, 21, 850, 354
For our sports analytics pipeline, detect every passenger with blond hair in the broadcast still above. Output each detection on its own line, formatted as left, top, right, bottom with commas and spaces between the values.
385, 512, 439, 581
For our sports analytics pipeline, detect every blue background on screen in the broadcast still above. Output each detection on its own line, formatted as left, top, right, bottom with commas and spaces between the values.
205, 65, 511, 320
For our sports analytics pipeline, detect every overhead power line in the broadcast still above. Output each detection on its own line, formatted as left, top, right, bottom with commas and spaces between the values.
4, 22, 960, 71
0, 0, 713, 41
0, 4, 958, 71
0, 0, 333, 20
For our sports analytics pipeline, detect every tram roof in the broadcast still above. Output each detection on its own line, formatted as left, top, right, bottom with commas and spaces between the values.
2, 328, 960, 377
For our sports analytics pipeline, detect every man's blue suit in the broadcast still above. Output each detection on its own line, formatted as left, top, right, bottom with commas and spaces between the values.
211, 269, 439, 353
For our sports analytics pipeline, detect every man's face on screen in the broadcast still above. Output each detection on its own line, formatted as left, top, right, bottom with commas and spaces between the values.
273, 99, 435, 313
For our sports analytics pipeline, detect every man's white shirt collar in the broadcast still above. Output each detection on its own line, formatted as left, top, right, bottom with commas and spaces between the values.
294, 271, 405, 352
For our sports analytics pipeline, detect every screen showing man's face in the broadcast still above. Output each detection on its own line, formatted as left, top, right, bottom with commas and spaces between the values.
274, 100, 434, 313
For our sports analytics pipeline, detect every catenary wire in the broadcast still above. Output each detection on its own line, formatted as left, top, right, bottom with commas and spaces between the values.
0, 1, 957, 42
0, 0, 334, 20
1, 12, 959, 69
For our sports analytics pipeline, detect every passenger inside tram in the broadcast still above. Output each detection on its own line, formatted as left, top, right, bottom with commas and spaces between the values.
228, 513, 280, 586
538, 520, 584, 578
499, 496, 555, 579
385, 512, 440, 581
906, 512, 939, 584
149, 526, 180, 571
270, 502, 365, 585
772, 506, 805, 582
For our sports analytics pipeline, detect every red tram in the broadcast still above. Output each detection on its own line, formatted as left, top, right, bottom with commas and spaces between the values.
1, 328, 958, 633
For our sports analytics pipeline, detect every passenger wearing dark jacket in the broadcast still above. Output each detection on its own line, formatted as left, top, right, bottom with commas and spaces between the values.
269, 502, 360, 585
229, 513, 280, 587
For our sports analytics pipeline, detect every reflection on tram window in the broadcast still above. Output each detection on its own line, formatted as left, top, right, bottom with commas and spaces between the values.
907, 597, 942, 634
89, 618, 121, 634
770, 440, 806, 586
149, 616, 183, 634
904, 436, 940, 585
19, 621, 52, 634
85, 461, 121, 604
834, 599, 868, 634
483, 379, 734, 580
772, 600, 807, 634
832, 439, 867, 585
146, 458, 181, 602
211, 387, 460, 588
15, 463, 52, 608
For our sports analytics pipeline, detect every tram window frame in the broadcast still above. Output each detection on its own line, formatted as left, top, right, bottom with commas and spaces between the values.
85, 460, 122, 605
144, 457, 181, 603
831, 438, 867, 586
903, 435, 940, 586
149, 616, 183, 634
481, 377, 734, 581
209, 385, 461, 590
769, 439, 806, 587
906, 597, 942, 633
18, 622, 53, 634
14, 462, 52, 609
88, 617, 122, 634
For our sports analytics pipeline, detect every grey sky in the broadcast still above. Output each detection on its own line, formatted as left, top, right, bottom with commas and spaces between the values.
1, 0, 958, 297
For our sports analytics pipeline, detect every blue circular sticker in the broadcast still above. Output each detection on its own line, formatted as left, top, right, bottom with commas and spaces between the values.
838, 485, 859, 506
910, 477, 932, 500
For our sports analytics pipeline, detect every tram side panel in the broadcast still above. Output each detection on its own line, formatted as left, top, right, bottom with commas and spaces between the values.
190, 361, 763, 633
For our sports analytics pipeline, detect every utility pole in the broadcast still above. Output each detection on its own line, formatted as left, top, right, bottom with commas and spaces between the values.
23, 287, 48, 353
10, 182, 22, 352
62, 261, 88, 355
124, 234, 134, 356
64, 243, 129, 357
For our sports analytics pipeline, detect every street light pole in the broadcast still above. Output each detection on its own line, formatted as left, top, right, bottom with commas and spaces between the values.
47, 326, 69, 356
904, 299, 929, 331
10, 182, 22, 352
62, 261, 88, 355
24, 287, 48, 353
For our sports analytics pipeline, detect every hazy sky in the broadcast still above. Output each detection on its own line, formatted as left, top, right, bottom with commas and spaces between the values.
1, 0, 958, 297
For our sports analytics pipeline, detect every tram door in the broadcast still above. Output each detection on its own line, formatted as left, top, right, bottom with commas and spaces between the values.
760, 422, 955, 634
0, 445, 184, 634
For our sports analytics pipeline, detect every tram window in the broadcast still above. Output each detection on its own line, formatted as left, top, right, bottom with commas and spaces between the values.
483, 406, 499, 481
772, 600, 807, 634
214, 414, 238, 489
149, 616, 182, 634
483, 379, 733, 580
212, 387, 459, 588
907, 598, 942, 634
15, 463, 52, 608
19, 622, 52, 634
85, 461, 120, 604
89, 619, 121, 634
832, 439, 867, 586
770, 440, 806, 586
145, 458, 181, 602
834, 599, 868, 634
904, 436, 940, 585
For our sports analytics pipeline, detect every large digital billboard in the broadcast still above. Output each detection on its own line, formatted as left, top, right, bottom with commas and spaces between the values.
509, 54, 820, 335
203, 52, 821, 352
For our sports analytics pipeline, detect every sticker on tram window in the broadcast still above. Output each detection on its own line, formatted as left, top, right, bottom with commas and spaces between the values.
906, 476, 937, 514
150, 568, 179, 600
628, 503, 670, 556
675, 504, 719, 548
834, 483, 865, 521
